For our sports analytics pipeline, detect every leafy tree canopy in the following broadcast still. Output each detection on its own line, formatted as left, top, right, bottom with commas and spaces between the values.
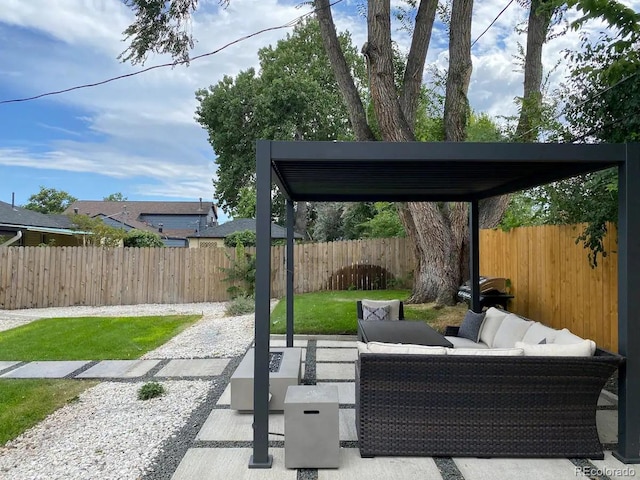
104, 192, 128, 202
24, 186, 77, 214
224, 230, 257, 248
124, 229, 164, 247
68, 214, 127, 247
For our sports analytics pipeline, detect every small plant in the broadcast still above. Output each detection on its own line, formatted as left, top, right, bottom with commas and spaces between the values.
220, 242, 256, 297
225, 295, 255, 316
138, 381, 165, 400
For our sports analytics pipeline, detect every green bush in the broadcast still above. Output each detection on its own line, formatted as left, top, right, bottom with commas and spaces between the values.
124, 229, 164, 247
221, 242, 256, 297
224, 230, 256, 247
137, 381, 165, 400
225, 295, 255, 316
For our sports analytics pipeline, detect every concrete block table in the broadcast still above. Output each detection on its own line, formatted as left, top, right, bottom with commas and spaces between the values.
284, 385, 339, 469
230, 347, 302, 411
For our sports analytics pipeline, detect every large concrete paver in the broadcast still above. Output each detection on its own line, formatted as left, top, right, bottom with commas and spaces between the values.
597, 410, 618, 444
269, 339, 308, 347
316, 363, 356, 380
317, 340, 357, 348
1, 361, 89, 378
316, 348, 357, 362
155, 359, 229, 377
0, 361, 19, 372
318, 448, 442, 480
316, 382, 356, 404
76, 360, 160, 378
454, 457, 590, 480
171, 448, 294, 480
591, 452, 640, 479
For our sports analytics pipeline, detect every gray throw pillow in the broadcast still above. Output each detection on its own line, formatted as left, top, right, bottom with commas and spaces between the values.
539, 338, 547, 344
363, 304, 390, 321
458, 310, 486, 342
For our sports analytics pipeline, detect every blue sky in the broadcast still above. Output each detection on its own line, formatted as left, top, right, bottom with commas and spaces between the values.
0, 0, 635, 220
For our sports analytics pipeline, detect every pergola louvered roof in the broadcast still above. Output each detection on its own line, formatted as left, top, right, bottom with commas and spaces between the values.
268, 141, 624, 202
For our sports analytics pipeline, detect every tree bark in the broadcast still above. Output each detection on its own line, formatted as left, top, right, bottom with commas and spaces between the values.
444, 0, 474, 142
400, 0, 438, 128
314, 0, 376, 141
515, 0, 554, 141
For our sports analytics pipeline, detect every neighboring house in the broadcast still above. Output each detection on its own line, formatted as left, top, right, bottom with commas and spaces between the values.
0, 201, 86, 246
188, 218, 303, 248
65, 199, 218, 247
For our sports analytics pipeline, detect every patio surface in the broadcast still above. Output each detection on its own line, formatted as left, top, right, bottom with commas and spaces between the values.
0, 335, 635, 479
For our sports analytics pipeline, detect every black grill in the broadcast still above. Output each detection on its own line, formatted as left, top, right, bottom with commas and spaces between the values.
457, 276, 513, 310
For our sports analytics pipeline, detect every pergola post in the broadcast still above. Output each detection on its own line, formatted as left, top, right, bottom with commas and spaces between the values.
249, 140, 273, 468
469, 200, 481, 312
614, 146, 640, 463
286, 199, 294, 347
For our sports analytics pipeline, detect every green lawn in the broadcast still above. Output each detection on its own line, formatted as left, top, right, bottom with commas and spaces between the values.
269, 290, 467, 335
0, 315, 201, 361
0, 379, 98, 445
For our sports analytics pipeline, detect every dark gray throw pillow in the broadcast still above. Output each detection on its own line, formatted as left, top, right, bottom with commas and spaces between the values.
539, 338, 547, 344
458, 310, 486, 342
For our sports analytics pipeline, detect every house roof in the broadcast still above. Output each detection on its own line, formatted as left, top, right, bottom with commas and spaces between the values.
0, 201, 69, 229
65, 200, 217, 218
192, 218, 303, 239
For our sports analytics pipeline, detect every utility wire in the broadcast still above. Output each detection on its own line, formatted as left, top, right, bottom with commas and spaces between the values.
0, 0, 343, 105
471, 0, 516, 48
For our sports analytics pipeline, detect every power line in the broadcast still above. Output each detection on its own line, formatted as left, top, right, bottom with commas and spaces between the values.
471, 0, 516, 48
0, 0, 343, 105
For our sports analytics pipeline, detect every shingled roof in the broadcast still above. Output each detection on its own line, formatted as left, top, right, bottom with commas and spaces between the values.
192, 218, 303, 239
0, 201, 69, 229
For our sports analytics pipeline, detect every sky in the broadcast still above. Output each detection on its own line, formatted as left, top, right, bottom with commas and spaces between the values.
0, 0, 636, 222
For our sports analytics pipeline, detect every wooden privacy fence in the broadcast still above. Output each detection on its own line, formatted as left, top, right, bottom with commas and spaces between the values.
0, 238, 416, 310
480, 223, 618, 352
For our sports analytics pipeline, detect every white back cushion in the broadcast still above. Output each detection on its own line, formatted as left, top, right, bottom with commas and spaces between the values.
479, 307, 509, 347
515, 340, 595, 357
361, 299, 401, 320
446, 347, 524, 356
553, 328, 596, 355
492, 313, 534, 348
356, 341, 369, 355
521, 322, 559, 344
365, 341, 447, 355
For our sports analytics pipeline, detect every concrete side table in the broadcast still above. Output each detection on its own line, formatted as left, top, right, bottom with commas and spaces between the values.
230, 347, 302, 411
284, 385, 340, 469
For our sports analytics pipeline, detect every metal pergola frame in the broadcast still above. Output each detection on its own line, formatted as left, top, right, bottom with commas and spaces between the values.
250, 140, 640, 468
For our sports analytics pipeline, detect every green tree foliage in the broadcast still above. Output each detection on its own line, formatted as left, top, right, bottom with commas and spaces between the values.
124, 229, 164, 247
221, 243, 256, 298
24, 187, 77, 214
224, 230, 257, 248
359, 202, 406, 238
103, 192, 128, 202
195, 19, 365, 221
68, 215, 127, 247
231, 187, 257, 219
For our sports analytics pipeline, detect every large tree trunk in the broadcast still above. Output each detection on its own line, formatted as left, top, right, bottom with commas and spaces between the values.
515, 0, 554, 141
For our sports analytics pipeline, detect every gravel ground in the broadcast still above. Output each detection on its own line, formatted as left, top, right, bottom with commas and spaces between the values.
0, 301, 271, 480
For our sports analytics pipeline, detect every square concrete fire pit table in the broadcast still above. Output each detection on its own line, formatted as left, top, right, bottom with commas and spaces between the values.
230, 347, 302, 411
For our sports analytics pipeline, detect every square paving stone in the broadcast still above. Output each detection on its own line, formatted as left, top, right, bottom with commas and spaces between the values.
171, 448, 294, 480
597, 409, 618, 444
454, 457, 588, 480
315, 382, 355, 404
319, 448, 441, 479
591, 452, 640, 480
317, 340, 357, 348
76, 360, 161, 378
1, 361, 89, 378
196, 409, 285, 441
316, 363, 356, 380
217, 384, 231, 405
0, 361, 19, 373
155, 359, 229, 377
316, 348, 357, 362
270, 338, 309, 347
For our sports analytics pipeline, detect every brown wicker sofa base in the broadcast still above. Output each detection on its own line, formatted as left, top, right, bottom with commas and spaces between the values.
355, 349, 622, 459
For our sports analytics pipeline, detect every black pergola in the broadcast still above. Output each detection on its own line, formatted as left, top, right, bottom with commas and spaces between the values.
251, 140, 640, 468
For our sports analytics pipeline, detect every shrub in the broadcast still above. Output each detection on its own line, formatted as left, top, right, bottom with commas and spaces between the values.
220, 242, 256, 297
224, 230, 256, 247
124, 229, 164, 247
137, 381, 165, 400
225, 295, 255, 316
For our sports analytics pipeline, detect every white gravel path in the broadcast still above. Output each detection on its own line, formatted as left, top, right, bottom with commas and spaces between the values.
0, 301, 276, 480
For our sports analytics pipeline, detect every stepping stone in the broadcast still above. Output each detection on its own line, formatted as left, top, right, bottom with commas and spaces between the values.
318, 448, 441, 480
591, 452, 639, 480
317, 340, 357, 348
155, 359, 229, 377
76, 360, 160, 378
315, 382, 356, 404
1, 361, 89, 378
171, 448, 294, 480
316, 348, 357, 362
453, 457, 583, 480
0, 361, 20, 372
316, 363, 356, 380
269, 338, 309, 347
597, 409, 618, 444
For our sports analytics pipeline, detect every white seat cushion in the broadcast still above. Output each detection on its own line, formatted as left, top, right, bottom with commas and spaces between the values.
445, 336, 489, 348
492, 313, 534, 348
553, 328, 596, 355
364, 341, 447, 355
361, 299, 401, 320
515, 340, 595, 357
446, 347, 524, 356
479, 307, 509, 348
521, 322, 559, 344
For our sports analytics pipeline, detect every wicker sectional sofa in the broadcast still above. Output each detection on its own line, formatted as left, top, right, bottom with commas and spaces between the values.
355, 308, 623, 459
